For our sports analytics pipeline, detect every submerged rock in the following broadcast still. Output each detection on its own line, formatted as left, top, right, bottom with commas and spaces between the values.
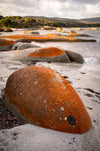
5, 66, 92, 134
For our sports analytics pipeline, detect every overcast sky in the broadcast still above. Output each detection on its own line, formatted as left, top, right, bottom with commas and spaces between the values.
0, 0, 100, 19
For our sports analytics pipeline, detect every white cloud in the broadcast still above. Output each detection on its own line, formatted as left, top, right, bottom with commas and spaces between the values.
0, 0, 15, 3
0, 0, 100, 19
85, 3, 100, 17
38, 0, 70, 17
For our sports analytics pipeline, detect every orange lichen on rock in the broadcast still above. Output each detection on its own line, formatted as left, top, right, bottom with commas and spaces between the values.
45, 34, 59, 39
5, 66, 92, 134
0, 34, 47, 40
43, 33, 57, 36
28, 47, 64, 57
65, 36, 75, 40
43, 33, 75, 40
0, 34, 75, 41
0, 38, 15, 46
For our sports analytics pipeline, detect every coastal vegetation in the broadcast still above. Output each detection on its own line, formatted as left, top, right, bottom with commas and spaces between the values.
0, 15, 100, 28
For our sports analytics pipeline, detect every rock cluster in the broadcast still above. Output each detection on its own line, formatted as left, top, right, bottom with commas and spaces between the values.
0, 33, 96, 42
0, 38, 84, 63
5, 66, 92, 134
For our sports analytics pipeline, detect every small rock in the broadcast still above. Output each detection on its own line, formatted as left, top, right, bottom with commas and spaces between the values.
80, 72, 86, 74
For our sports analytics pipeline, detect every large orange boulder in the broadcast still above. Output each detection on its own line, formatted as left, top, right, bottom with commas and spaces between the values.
5, 66, 92, 134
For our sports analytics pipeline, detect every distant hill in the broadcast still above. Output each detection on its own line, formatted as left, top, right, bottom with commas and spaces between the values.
25, 16, 79, 23
0, 15, 100, 28
79, 17, 100, 23
25, 16, 100, 23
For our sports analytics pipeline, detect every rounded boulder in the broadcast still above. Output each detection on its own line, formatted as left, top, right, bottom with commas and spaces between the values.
5, 66, 91, 134
28, 47, 70, 63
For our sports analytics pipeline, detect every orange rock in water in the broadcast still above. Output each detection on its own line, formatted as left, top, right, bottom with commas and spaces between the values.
0, 38, 15, 46
5, 66, 92, 134
28, 47, 64, 58
0, 34, 75, 41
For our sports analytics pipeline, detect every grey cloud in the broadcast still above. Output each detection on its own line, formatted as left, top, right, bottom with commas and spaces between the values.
48, 0, 100, 3
71, 0, 100, 4
0, 0, 100, 18
0, 0, 38, 8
